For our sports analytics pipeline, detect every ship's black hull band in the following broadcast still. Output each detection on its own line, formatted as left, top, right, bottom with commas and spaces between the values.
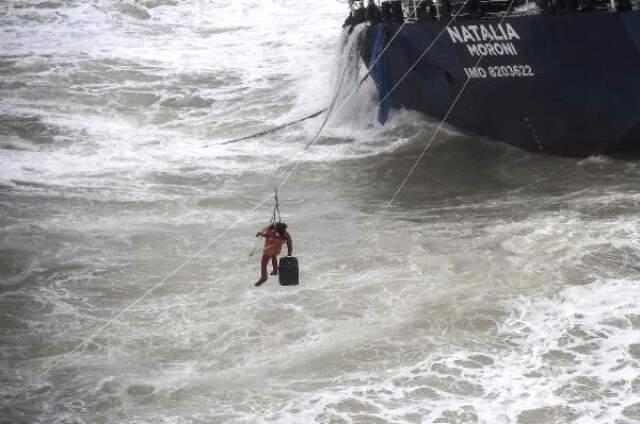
361, 12, 640, 157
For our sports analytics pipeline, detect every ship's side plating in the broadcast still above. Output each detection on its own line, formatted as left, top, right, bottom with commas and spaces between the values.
352, 1, 640, 156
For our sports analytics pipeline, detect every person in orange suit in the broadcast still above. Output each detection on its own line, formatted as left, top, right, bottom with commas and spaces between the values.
255, 222, 292, 287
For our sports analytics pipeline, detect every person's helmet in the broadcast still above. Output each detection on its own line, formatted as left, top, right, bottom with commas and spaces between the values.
275, 222, 287, 236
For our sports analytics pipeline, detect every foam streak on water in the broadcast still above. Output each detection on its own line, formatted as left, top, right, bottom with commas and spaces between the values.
1, 1, 640, 423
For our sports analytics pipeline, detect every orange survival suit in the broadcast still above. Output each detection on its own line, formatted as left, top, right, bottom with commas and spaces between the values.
255, 225, 292, 286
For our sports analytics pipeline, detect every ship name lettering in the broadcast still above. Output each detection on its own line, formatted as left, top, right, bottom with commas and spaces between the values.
466, 42, 518, 57
447, 23, 521, 44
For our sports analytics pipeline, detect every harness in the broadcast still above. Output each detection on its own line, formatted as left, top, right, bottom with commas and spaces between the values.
270, 188, 281, 226
250, 189, 283, 257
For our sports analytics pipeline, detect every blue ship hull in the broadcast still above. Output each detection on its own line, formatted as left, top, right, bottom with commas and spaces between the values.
362, 11, 640, 157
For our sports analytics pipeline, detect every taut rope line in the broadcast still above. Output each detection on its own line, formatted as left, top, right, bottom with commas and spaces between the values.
211, 54, 352, 148
0, 191, 277, 411
212, 109, 326, 147
302, 17, 414, 149
1, 4, 483, 410
384, 0, 518, 209
305, 3, 469, 149
1, 20, 375, 411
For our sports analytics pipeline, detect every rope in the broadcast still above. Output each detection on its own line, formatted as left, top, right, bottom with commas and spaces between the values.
232, 19, 412, 220
303, 19, 411, 149
304, 6, 471, 149
254, 3, 474, 236
270, 188, 281, 226
0, 7, 480, 410
213, 69, 364, 149
0, 190, 277, 411
204, 109, 326, 147
3, 24, 360, 416
205, 24, 360, 149
208, 16, 407, 151
295, 1, 472, 219
249, 189, 281, 257
384, 0, 518, 208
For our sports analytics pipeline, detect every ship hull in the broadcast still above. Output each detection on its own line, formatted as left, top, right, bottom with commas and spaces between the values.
362, 12, 640, 157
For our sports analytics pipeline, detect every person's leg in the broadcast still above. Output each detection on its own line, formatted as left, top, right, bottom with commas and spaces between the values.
270, 255, 278, 275
255, 254, 269, 286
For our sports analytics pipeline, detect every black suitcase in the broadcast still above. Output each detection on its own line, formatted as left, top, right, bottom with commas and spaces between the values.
278, 256, 299, 286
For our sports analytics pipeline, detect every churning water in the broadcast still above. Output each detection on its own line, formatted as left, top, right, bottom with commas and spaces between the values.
1, 1, 640, 423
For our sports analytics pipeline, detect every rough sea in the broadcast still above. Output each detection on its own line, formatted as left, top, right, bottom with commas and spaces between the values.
1, 1, 640, 423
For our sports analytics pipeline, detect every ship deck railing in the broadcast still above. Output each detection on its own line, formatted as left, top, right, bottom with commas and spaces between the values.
348, 0, 640, 23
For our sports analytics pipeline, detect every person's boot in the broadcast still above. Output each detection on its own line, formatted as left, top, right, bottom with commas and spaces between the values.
255, 277, 267, 287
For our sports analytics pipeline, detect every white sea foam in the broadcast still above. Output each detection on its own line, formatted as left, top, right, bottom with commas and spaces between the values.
2, 2, 640, 424
209, 279, 639, 424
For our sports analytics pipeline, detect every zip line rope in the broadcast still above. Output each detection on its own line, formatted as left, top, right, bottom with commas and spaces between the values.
247, 2, 472, 233
270, 188, 281, 226
303, 18, 413, 149
211, 109, 326, 147
209, 17, 397, 149
1, 22, 378, 411
296, 0, 472, 225
304, 6, 473, 150
1, 5, 485, 410
250, 189, 281, 257
208, 6, 428, 150
383, 0, 517, 210
212, 57, 353, 148
0, 190, 276, 411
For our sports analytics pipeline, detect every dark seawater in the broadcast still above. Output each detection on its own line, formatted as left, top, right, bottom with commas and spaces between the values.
1, 1, 640, 423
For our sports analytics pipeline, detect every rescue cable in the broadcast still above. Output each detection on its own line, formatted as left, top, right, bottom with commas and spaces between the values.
204, 109, 326, 147
250, 188, 282, 257
209, 13, 409, 150
0, 13, 476, 411
207, 46, 360, 148
270, 188, 281, 226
